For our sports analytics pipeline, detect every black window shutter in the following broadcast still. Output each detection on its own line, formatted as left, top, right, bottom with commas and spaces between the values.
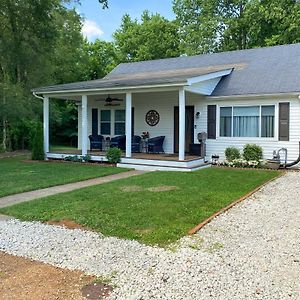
92, 108, 98, 135
207, 105, 216, 139
279, 102, 290, 141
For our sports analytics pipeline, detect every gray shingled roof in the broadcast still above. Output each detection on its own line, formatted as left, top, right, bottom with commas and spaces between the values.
33, 43, 300, 96
32, 65, 231, 93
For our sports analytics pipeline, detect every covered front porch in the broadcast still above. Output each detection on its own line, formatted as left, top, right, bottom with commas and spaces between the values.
37, 68, 232, 171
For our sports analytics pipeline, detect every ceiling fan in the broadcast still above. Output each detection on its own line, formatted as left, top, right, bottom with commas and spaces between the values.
95, 95, 123, 106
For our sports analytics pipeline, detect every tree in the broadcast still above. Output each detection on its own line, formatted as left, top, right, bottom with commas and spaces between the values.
0, 0, 111, 151
31, 122, 44, 160
52, 7, 89, 84
83, 40, 118, 80
248, 0, 300, 47
173, 0, 300, 55
0, 0, 89, 150
114, 11, 181, 62
0, 0, 60, 150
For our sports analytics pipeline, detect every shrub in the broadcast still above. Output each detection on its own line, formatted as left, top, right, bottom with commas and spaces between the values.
63, 154, 91, 163
243, 144, 263, 161
82, 154, 91, 162
31, 123, 44, 160
106, 147, 122, 164
64, 155, 82, 162
225, 147, 241, 161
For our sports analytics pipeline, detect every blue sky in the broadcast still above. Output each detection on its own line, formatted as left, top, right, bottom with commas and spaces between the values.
70, 0, 175, 41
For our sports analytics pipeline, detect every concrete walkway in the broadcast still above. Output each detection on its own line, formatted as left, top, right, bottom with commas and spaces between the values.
0, 170, 144, 208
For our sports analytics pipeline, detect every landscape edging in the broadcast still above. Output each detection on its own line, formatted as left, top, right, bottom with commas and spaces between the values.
188, 171, 285, 235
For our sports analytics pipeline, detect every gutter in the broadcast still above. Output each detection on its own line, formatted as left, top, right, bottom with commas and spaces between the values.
31, 82, 188, 96
208, 92, 300, 101
32, 92, 44, 100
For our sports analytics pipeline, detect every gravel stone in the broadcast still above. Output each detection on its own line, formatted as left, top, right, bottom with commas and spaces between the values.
0, 171, 299, 299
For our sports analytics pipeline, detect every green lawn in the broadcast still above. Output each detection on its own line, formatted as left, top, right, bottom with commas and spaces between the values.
0, 155, 127, 197
0, 167, 280, 246
49, 145, 77, 152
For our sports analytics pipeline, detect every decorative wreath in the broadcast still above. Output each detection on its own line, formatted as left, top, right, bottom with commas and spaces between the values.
145, 110, 160, 126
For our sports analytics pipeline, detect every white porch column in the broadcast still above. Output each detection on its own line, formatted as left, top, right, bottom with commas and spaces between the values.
81, 95, 88, 156
125, 92, 132, 158
43, 96, 49, 155
179, 88, 186, 161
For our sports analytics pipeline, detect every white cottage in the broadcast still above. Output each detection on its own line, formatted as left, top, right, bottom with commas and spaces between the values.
32, 43, 300, 171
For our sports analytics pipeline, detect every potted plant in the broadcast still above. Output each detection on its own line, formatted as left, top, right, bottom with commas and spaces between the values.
141, 131, 149, 140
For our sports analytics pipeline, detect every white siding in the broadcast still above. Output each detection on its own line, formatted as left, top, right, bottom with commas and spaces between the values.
78, 92, 300, 162
133, 91, 179, 153
194, 96, 300, 163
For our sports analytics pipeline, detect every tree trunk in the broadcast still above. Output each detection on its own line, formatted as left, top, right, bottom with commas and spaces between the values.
2, 120, 7, 151
2, 92, 7, 151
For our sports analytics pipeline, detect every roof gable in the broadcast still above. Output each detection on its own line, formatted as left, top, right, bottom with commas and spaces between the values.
107, 43, 300, 96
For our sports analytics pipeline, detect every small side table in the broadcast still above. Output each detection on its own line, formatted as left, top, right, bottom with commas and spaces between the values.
103, 139, 111, 151
141, 139, 148, 153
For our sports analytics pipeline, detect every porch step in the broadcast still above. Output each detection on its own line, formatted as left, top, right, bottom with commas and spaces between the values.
117, 162, 211, 172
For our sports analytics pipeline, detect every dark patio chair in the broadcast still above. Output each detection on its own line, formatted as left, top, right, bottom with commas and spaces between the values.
89, 134, 104, 151
132, 135, 142, 153
110, 135, 126, 151
148, 136, 165, 154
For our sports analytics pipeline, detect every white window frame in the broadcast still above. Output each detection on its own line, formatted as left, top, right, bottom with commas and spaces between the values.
114, 109, 126, 135
98, 108, 127, 137
100, 109, 111, 136
217, 104, 278, 141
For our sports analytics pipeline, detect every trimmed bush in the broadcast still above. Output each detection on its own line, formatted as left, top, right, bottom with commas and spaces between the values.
225, 147, 241, 161
243, 144, 263, 161
31, 123, 44, 160
106, 147, 122, 164
64, 154, 91, 163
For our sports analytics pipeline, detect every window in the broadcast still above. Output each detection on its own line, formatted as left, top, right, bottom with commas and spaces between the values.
219, 105, 275, 138
233, 106, 259, 137
100, 110, 111, 135
220, 107, 232, 137
114, 110, 125, 135
261, 106, 275, 137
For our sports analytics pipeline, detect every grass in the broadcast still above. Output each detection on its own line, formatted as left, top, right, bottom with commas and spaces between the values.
0, 155, 127, 197
49, 145, 77, 152
0, 167, 280, 246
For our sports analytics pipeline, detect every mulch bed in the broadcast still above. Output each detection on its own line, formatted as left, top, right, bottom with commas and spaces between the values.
45, 219, 92, 231
82, 283, 113, 300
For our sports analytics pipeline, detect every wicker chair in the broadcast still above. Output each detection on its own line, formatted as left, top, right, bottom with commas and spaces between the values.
89, 134, 104, 151
147, 136, 165, 154
110, 135, 126, 151
131, 135, 142, 153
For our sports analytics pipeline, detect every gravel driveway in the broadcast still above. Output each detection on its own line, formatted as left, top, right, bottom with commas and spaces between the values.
0, 171, 299, 299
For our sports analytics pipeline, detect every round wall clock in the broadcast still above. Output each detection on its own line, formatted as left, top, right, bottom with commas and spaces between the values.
145, 110, 160, 126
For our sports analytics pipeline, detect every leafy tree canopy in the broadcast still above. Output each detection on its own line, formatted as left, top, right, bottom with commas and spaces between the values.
173, 0, 300, 55
113, 11, 181, 62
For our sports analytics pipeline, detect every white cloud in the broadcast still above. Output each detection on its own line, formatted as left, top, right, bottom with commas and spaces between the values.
82, 19, 103, 40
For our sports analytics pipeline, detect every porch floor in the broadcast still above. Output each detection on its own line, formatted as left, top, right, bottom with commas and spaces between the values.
49, 149, 202, 162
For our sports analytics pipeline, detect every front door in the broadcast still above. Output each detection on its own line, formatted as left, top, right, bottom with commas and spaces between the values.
174, 106, 194, 153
